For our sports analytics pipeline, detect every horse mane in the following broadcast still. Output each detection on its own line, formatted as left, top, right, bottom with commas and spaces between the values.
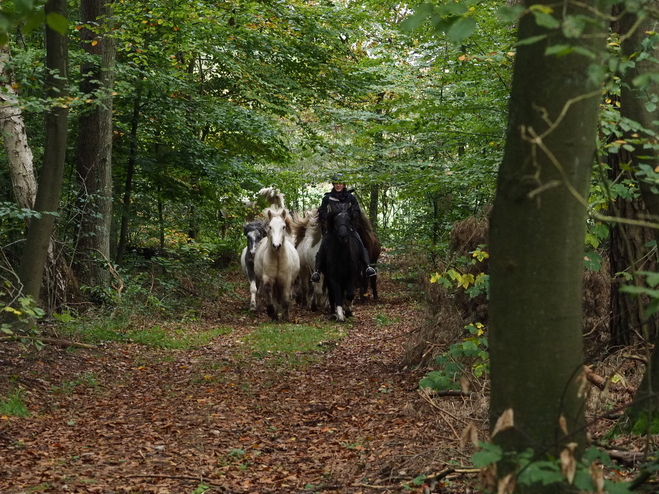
259, 187, 286, 209
290, 209, 322, 247
244, 218, 267, 236
290, 213, 310, 247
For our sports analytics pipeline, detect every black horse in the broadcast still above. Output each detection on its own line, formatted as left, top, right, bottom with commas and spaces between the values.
319, 203, 360, 321
240, 219, 267, 311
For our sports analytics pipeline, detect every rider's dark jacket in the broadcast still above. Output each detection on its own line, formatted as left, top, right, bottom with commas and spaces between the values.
318, 188, 361, 228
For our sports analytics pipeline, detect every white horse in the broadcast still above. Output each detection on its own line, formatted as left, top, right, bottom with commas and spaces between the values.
292, 210, 326, 311
254, 207, 300, 321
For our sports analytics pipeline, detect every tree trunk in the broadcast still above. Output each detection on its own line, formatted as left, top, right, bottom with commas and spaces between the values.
17, 0, 69, 303
74, 0, 116, 288
0, 44, 37, 212
368, 183, 378, 232
617, 6, 659, 433
116, 83, 142, 267
488, 0, 604, 490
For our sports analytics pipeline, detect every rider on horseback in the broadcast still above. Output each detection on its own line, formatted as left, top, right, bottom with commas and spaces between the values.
311, 173, 377, 283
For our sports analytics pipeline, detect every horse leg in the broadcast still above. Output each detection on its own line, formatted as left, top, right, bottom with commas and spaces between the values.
249, 279, 258, 311
344, 284, 355, 318
247, 267, 259, 311
311, 275, 324, 311
371, 274, 378, 301
261, 277, 278, 321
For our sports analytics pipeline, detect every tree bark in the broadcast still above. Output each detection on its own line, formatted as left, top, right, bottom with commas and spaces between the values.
17, 0, 69, 303
0, 44, 37, 212
74, 0, 116, 287
617, 4, 659, 433
488, 0, 604, 490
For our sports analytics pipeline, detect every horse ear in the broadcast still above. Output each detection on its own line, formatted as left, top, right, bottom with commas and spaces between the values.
267, 209, 273, 221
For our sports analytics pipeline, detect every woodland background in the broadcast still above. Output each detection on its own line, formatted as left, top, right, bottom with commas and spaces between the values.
3, 0, 659, 492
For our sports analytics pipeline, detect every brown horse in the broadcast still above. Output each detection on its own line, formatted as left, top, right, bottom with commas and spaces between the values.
352, 211, 381, 301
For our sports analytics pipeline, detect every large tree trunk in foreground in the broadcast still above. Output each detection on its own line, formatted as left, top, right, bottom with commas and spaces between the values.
74, 0, 116, 288
488, 0, 604, 491
617, 6, 659, 434
17, 0, 69, 304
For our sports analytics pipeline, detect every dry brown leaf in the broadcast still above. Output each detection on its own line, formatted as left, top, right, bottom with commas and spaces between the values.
459, 421, 479, 449
590, 462, 605, 494
560, 442, 578, 484
497, 473, 516, 494
491, 408, 514, 437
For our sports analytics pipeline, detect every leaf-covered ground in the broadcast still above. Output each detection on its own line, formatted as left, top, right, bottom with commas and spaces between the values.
0, 259, 484, 493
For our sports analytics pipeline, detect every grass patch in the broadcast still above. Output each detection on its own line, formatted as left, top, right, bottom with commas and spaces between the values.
125, 326, 231, 349
55, 316, 232, 350
242, 323, 345, 365
0, 388, 30, 417
52, 371, 101, 395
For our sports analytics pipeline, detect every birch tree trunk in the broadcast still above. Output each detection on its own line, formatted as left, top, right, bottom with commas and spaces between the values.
488, 0, 605, 490
0, 44, 37, 211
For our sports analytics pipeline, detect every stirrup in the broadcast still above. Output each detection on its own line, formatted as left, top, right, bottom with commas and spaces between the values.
365, 266, 376, 277
311, 271, 321, 283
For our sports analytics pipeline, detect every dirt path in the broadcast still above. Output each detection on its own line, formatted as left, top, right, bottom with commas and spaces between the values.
0, 265, 481, 493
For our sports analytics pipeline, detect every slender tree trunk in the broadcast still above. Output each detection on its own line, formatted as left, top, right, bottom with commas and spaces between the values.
0, 45, 37, 212
488, 1, 604, 491
17, 0, 69, 303
74, 0, 116, 287
116, 84, 142, 267
368, 183, 378, 232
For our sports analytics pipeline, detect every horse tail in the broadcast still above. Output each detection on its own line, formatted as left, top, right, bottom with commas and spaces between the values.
354, 210, 381, 264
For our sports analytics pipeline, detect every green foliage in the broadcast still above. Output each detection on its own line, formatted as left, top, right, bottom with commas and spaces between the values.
474, 444, 633, 493
419, 323, 488, 392
0, 388, 30, 417
619, 270, 659, 318
1, 293, 45, 349
430, 246, 489, 298
629, 410, 659, 435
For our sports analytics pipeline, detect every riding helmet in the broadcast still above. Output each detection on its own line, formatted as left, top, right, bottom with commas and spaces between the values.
332, 172, 344, 184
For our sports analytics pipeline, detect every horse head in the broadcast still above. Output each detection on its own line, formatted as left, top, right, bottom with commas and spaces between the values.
329, 203, 353, 243
243, 221, 266, 256
266, 207, 288, 250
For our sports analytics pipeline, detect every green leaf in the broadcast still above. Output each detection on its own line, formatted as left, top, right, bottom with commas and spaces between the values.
46, 12, 68, 35
472, 443, 502, 468
399, 3, 434, 32
516, 34, 547, 46
532, 11, 560, 29
497, 5, 525, 22
545, 44, 572, 56
448, 16, 477, 45
632, 72, 659, 88
23, 10, 45, 34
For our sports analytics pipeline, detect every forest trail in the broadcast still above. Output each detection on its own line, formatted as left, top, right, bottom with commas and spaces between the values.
0, 256, 481, 494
